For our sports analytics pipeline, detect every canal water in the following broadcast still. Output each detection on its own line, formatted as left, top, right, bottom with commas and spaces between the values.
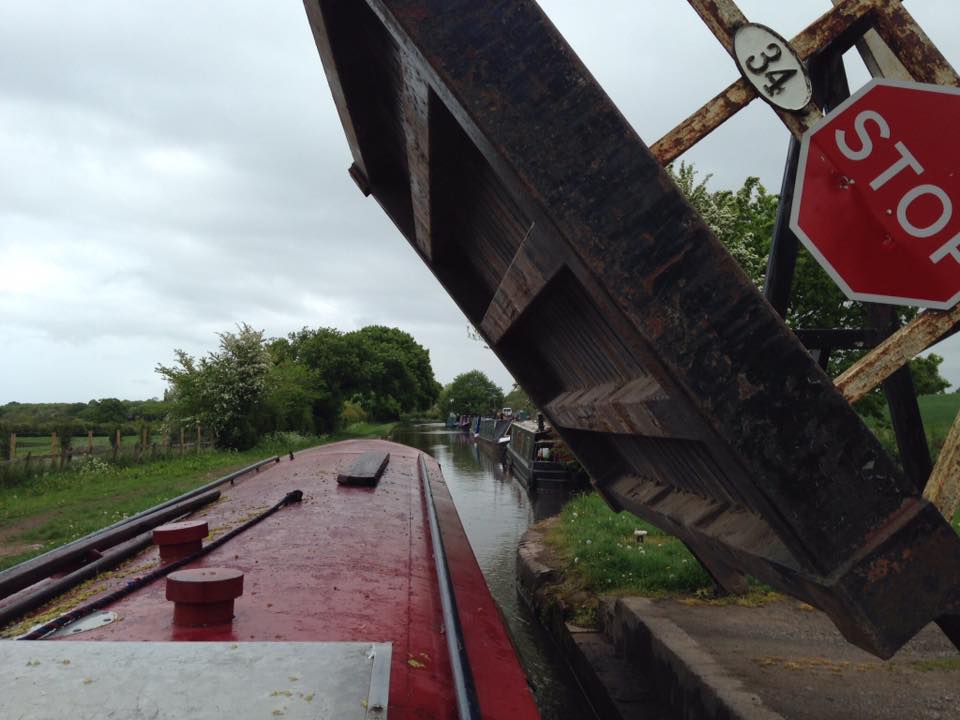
391, 423, 596, 720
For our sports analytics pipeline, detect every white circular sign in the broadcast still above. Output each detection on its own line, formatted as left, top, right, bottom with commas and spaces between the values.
734, 23, 812, 112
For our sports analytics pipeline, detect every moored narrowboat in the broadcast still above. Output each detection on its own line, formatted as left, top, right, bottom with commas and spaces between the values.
505, 418, 571, 491
475, 417, 513, 462
1, 440, 541, 720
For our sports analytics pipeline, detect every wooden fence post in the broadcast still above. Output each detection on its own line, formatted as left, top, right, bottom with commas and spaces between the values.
197, 425, 202, 454
114, 428, 121, 462
9, 433, 15, 461
180, 427, 185, 458
87, 430, 94, 455
50, 432, 57, 459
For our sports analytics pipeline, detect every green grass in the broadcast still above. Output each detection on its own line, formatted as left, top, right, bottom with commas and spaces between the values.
869, 393, 960, 459
546, 493, 712, 597
329, 421, 396, 440
544, 492, 778, 625
914, 394, 960, 432
0, 424, 395, 571
910, 657, 960, 672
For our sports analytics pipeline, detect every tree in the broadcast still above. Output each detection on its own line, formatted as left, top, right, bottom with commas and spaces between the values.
272, 324, 442, 428
86, 398, 127, 425
343, 326, 441, 419
275, 327, 355, 433
441, 371, 504, 416
262, 361, 320, 434
669, 162, 949, 412
503, 383, 536, 416
157, 324, 272, 450
910, 354, 951, 396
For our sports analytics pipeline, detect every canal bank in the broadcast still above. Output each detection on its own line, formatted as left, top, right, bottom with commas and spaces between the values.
391, 424, 596, 720
518, 521, 960, 720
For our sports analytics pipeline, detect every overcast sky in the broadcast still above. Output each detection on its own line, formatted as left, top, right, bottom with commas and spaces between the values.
1, 1, 958, 403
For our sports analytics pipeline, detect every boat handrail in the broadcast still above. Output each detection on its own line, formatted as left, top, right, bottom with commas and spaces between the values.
418, 454, 481, 720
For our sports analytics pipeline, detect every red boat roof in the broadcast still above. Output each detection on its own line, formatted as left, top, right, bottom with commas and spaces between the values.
4, 440, 540, 720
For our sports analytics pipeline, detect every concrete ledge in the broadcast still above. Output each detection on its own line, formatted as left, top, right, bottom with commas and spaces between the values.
517, 523, 783, 720
600, 598, 784, 720
518, 525, 667, 720
519, 524, 960, 719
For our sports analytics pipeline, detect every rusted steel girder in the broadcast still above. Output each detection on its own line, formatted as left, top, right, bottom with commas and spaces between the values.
652, 0, 886, 163
303, 0, 960, 659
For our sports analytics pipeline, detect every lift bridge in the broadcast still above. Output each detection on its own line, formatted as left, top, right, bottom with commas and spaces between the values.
303, 0, 960, 659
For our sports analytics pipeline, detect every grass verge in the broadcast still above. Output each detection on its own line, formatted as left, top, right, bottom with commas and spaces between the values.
0, 424, 395, 571
543, 492, 780, 626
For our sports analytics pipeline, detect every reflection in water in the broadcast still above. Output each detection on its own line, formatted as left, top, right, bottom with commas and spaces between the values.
392, 424, 595, 720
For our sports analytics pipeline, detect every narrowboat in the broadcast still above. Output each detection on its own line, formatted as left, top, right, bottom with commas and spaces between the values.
504, 419, 571, 491
474, 417, 513, 462
0, 440, 541, 720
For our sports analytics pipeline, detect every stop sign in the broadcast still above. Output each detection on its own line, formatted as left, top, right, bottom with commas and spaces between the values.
790, 79, 960, 309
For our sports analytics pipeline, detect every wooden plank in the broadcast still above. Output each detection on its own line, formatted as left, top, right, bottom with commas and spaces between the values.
830, 0, 910, 80
479, 223, 565, 344
836, 307, 960, 403
400, 51, 435, 260
304, 0, 375, 182
685, 0, 749, 55
337, 451, 390, 486
650, 78, 753, 166
924, 409, 960, 521
871, 1, 960, 87
544, 378, 678, 439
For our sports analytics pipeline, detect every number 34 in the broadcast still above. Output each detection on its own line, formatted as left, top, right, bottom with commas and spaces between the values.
746, 42, 797, 97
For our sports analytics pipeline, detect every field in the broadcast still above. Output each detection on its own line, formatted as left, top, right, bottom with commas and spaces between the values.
912, 393, 960, 442
867, 393, 960, 460
0, 423, 395, 571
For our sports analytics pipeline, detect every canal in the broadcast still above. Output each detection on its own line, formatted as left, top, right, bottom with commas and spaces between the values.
392, 423, 596, 720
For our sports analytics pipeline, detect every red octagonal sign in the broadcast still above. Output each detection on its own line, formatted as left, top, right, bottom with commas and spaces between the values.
791, 79, 960, 309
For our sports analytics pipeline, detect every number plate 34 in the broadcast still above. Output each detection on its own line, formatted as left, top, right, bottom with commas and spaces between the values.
734, 23, 812, 111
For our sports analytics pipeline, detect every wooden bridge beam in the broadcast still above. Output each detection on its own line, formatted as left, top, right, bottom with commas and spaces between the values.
400, 55, 436, 261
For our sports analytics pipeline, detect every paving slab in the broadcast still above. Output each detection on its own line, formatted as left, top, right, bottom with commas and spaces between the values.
606, 597, 959, 720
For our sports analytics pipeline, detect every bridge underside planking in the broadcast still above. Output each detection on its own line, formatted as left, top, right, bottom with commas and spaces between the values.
303, 0, 960, 659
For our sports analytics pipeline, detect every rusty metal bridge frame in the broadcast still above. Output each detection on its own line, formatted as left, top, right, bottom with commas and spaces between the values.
304, 0, 960, 659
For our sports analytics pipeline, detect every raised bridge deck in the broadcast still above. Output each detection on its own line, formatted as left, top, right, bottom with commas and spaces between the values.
304, 0, 960, 659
